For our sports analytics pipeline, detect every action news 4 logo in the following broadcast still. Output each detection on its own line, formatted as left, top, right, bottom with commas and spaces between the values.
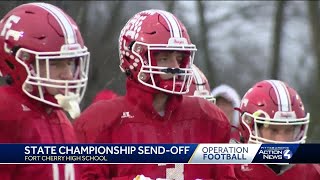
259, 147, 292, 160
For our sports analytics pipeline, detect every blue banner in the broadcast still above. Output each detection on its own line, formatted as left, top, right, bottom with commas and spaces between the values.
0, 144, 197, 163
0, 144, 319, 164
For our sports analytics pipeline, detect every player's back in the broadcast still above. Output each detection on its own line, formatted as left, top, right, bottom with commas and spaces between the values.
234, 164, 320, 180
75, 92, 235, 180
0, 85, 79, 180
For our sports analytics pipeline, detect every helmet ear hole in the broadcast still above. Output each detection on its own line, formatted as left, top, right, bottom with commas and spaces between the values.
128, 41, 135, 50
11, 45, 20, 55
5, 75, 13, 85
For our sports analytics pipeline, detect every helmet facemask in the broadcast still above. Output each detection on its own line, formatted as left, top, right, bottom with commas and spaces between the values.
130, 41, 196, 94
16, 44, 90, 118
242, 111, 309, 144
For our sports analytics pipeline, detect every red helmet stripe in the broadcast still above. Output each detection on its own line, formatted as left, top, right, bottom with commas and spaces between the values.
33, 3, 77, 44
158, 10, 182, 38
280, 80, 292, 111
268, 80, 291, 112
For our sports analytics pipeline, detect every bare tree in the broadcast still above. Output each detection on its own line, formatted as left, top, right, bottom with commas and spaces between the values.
0, 1, 26, 17
165, 1, 176, 13
307, 1, 320, 142
80, 1, 127, 108
100, 1, 125, 45
270, 0, 287, 79
307, 2, 320, 76
196, 0, 216, 85
207, 3, 266, 29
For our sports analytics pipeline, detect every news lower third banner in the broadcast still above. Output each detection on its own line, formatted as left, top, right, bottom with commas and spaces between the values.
0, 144, 318, 164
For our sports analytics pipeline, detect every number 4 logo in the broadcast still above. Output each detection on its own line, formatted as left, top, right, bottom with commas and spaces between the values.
283, 149, 292, 160
0, 15, 22, 53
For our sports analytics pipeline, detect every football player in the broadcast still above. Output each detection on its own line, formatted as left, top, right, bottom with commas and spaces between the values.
0, 2, 90, 180
74, 9, 236, 180
233, 80, 320, 179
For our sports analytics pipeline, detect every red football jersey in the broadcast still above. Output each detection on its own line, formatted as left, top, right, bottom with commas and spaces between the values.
0, 86, 80, 180
74, 80, 236, 180
234, 164, 320, 180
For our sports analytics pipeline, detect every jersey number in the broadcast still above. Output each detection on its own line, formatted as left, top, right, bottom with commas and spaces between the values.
52, 164, 75, 180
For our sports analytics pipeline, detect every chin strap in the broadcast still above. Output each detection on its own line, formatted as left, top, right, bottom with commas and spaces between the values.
55, 92, 81, 119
